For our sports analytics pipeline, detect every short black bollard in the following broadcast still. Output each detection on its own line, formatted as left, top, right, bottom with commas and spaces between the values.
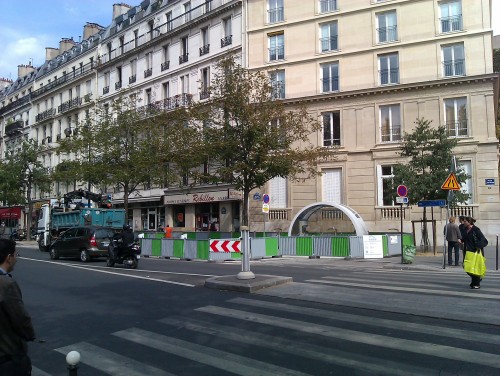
66, 351, 80, 376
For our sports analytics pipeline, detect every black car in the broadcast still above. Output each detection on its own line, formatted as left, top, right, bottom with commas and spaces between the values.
49, 226, 117, 262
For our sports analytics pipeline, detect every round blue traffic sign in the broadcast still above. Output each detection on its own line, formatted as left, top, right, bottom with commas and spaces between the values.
397, 185, 408, 197
263, 194, 270, 204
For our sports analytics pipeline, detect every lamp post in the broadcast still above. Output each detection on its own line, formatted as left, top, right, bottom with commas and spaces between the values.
66, 350, 80, 375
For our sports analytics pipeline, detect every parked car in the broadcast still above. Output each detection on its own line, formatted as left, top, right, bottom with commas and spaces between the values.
49, 226, 117, 262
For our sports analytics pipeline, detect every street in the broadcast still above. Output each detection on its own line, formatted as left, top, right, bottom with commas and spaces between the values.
13, 243, 500, 375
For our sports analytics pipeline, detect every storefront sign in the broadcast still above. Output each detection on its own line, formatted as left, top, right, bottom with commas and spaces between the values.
164, 190, 241, 205
0, 207, 22, 219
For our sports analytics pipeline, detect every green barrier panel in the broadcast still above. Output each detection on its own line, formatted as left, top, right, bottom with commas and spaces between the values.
382, 235, 389, 257
331, 237, 349, 257
173, 239, 184, 258
155, 232, 165, 239
151, 239, 162, 257
296, 237, 313, 256
402, 233, 414, 246
186, 232, 197, 240
265, 237, 279, 257
197, 240, 209, 260
232, 232, 241, 238
231, 252, 242, 259
209, 232, 222, 239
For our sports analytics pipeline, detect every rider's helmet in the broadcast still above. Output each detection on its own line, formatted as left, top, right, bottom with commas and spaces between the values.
123, 224, 131, 231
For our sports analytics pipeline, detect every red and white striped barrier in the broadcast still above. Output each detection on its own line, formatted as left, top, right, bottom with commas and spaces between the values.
209, 239, 241, 253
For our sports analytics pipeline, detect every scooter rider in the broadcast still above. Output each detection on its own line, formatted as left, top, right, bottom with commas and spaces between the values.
114, 224, 134, 260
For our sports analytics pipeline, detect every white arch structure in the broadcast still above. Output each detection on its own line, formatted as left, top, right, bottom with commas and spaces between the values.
288, 202, 370, 236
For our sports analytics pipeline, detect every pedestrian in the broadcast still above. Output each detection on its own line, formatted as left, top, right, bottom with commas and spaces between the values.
460, 217, 488, 289
164, 224, 173, 239
0, 239, 36, 376
458, 216, 467, 262
444, 216, 461, 266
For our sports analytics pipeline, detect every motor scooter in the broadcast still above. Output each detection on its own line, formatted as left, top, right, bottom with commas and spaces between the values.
10, 228, 27, 241
106, 237, 141, 269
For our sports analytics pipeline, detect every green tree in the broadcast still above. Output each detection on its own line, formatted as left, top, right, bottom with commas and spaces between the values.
390, 118, 470, 251
3, 139, 52, 239
57, 94, 165, 212
190, 56, 334, 227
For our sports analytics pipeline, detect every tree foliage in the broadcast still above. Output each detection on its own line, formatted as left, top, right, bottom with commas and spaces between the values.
190, 56, 334, 226
0, 139, 52, 238
389, 118, 470, 205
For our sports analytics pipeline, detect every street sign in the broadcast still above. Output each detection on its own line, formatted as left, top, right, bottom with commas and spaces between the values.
263, 194, 270, 204
396, 197, 408, 204
441, 173, 460, 190
396, 185, 408, 197
262, 203, 269, 213
417, 200, 447, 207
209, 239, 241, 253
485, 178, 495, 186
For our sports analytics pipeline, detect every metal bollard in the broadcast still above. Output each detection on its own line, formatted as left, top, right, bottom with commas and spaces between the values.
496, 234, 498, 271
66, 351, 80, 376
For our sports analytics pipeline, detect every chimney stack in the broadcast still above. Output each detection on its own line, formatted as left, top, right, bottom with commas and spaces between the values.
45, 47, 59, 62
113, 3, 132, 19
83, 22, 103, 40
59, 38, 75, 54
17, 64, 35, 78
0, 78, 13, 90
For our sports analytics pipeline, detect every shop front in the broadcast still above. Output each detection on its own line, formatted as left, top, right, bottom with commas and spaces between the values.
164, 189, 242, 232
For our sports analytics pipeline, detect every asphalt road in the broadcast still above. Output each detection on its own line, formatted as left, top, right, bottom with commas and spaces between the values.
11, 244, 500, 375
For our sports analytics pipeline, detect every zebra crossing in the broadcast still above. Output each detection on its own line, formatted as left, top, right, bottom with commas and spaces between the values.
32, 272, 500, 376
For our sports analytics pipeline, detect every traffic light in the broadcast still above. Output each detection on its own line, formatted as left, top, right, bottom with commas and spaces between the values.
106, 194, 112, 208
100, 193, 112, 208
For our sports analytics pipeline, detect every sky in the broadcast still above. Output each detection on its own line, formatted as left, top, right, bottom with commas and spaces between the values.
0, 0, 499, 80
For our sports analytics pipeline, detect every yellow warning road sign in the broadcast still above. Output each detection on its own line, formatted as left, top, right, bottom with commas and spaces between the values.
441, 173, 460, 190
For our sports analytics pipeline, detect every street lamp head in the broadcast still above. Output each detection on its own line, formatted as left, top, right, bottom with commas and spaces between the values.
66, 350, 81, 366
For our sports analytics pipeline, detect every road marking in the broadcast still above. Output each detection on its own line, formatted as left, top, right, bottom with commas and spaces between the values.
160, 317, 434, 376
228, 297, 500, 345
113, 327, 313, 376
55, 342, 174, 376
196, 305, 500, 368
31, 366, 51, 376
21, 258, 196, 287
307, 279, 500, 299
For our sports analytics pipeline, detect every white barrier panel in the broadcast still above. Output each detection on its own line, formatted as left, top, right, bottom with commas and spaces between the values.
161, 239, 175, 258
141, 239, 153, 256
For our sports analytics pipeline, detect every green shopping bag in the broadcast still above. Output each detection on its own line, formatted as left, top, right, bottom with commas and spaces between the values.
463, 250, 486, 277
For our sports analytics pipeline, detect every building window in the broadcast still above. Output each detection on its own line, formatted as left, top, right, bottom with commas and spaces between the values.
163, 81, 170, 99
268, 33, 284, 61
439, 0, 462, 33
459, 160, 473, 204
379, 53, 399, 85
320, 21, 338, 52
270, 70, 285, 99
145, 88, 152, 105
268, 0, 284, 23
184, 2, 191, 23
322, 168, 342, 204
180, 37, 189, 64
442, 44, 465, 77
380, 104, 401, 142
162, 44, 170, 71
200, 67, 210, 99
200, 27, 210, 55
378, 165, 394, 206
377, 11, 398, 43
166, 11, 173, 31
180, 75, 189, 94
319, 0, 337, 13
221, 18, 232, 47
322, 111, 340, 146
444, 97, 467, 137
321, 62, 339, 92
269, 176, 287, 208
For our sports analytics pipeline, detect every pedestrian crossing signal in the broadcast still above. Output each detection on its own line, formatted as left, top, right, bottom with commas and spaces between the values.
441, 173, 460, 191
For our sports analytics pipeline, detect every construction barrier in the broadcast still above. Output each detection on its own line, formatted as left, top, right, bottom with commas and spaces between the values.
140, 233, 414, 261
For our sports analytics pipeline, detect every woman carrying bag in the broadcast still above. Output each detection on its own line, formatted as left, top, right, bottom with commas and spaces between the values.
460, 217, 488, 289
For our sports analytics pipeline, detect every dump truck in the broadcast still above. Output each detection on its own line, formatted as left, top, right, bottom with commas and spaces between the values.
37, 203, 125, 252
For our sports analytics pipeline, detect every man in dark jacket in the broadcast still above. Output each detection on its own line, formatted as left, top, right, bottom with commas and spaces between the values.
114, 225, 135, 260
0, 239, 36, 376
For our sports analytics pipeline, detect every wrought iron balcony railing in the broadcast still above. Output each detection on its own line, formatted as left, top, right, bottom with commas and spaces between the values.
58, 97, 82, 113
103, 86, 110, 94
115, 81, 122, 90
144, 68, 153, 78
35, 108, 56, 122
199, 44, 210, 56
179, 54, 189, 64
129, 75, 136, 84
443, 59, 465, 77
161, 61, 170, 71
5, 120, 23, 135
221, 35, 232, 48
268, 7, 284, 23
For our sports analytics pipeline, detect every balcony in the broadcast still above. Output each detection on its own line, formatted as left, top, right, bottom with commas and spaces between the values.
268, 7, 284, 23
200, 90, 210, 100
58, 97, 82, 114
440, 15, 463, 33
0, 94, 30, 116
30, 61, 96, 99
320, 0, 337, 13
179, 54, 189, 64
5, 120, 23, 135
35, 108, 56, 122
443, 59, 465, 77
161, 61, 170, 71
199, 44, 210, 56
103, 86, 110, 95
84, 93, 92, 103
115, 81, 122, 90
445, 120, 468, 138
136, 93, 193, 119
144, 68, 153, 78
129, 75, 136, 84
221, 35, 232, 48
